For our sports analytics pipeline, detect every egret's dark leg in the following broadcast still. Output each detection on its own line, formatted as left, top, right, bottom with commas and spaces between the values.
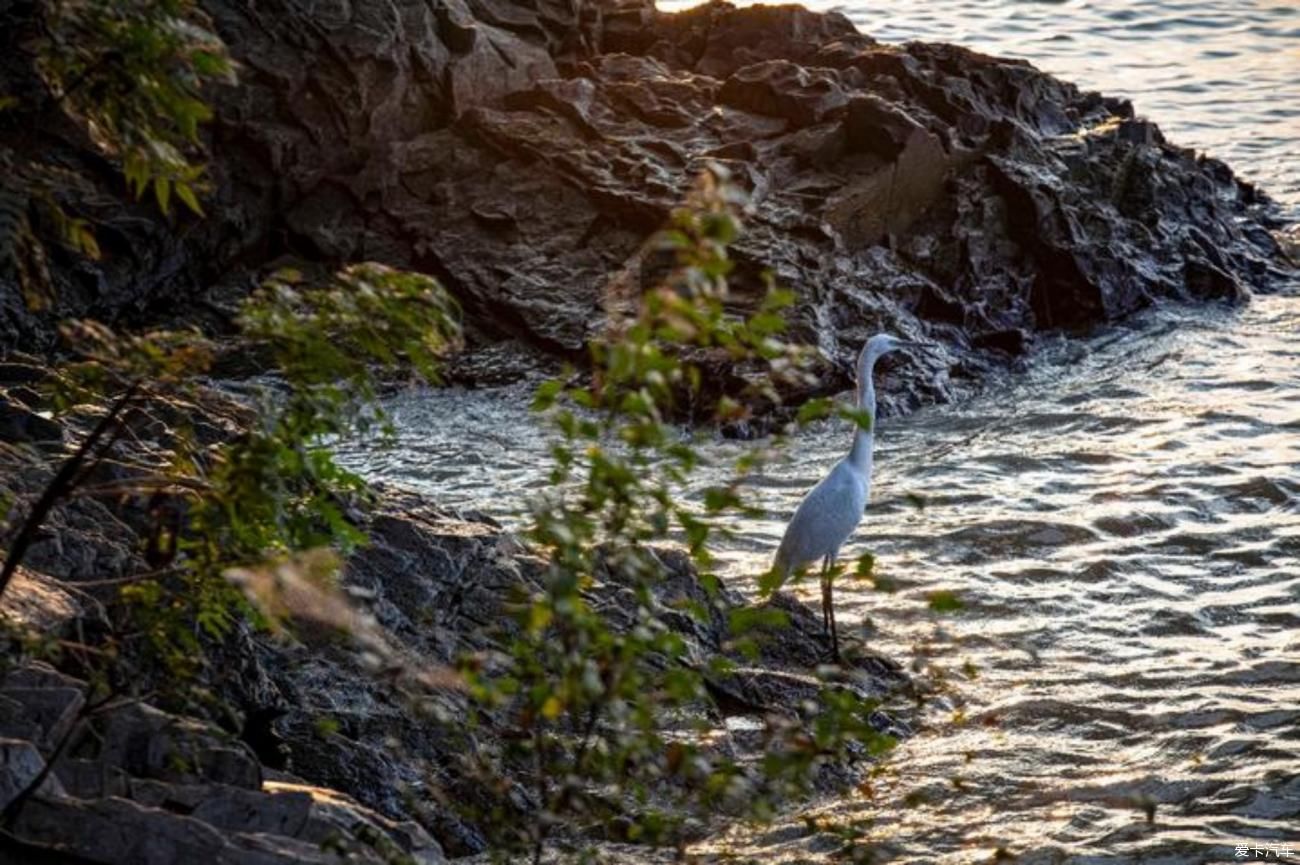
827, 557, 840, 662
819, 556, 841, 662
819, 556, 831, 636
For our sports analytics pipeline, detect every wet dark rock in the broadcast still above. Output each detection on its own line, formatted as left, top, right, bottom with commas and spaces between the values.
2, 686, 85, 753
702, 667, 827, 717
972, 327, 1029, 356
191, 784, 315, 837
52, 758, 130, 800
9, 795, 357, 865
239, 707, 290, 771
0, 397, 61, 444
86, 702, 262, 790
2, 0, 1291, 410
0, 361, 48, 386
0, 442, 143, 585
0, 697, 44, 746
442, 338, 556, 387
339, 491, 541, 662
0, 658, 450, 864
0, 739, 63, 811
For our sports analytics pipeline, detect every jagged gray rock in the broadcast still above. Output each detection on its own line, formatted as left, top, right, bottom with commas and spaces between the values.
0, 662, 448, 865
0, 738, 63, 812
1, 0, 1292, 411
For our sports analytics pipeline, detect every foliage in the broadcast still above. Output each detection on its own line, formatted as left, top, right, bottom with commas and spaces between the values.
8, 264, 459, 687
0, 0, 232, 308
0, 153, 102, 312
0, 168, 54, 311
36, 0, 234, 216
458, 169, 900, 861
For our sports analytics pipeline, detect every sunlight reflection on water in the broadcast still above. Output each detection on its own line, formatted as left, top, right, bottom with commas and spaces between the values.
339, 293, 1300, 862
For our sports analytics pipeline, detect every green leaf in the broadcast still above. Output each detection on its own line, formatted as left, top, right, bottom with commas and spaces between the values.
727, 606, 789, 635
702, 486, 740, 513
865, 733, 897, 758
927, 590, 964, 614
871, 575, 897, 594
796, 397, 833, 425
175, 182, 204, 216
314, 716, 341, 737
154, 177, 172, 215
191, 51, 229, 77
839, 406, 874, 432
758, 566, 785, 597
531, 378, 564, 412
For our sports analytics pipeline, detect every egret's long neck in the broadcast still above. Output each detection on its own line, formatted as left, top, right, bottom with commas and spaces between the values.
847, 357, 876, 470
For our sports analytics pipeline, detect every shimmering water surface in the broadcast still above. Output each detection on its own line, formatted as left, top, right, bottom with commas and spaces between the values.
338, 4, 1299, 862
343, 296, 1300, 862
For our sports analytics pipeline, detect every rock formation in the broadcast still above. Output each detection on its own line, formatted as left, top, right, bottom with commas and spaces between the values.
0, 405, 911, 858
1, 0, 1293, 408
0, 661, 450, 864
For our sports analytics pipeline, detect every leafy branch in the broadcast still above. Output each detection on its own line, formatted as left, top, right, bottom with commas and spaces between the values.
36, 0, 235, 216
459, 168, 899, 860
2, 264, 460, 686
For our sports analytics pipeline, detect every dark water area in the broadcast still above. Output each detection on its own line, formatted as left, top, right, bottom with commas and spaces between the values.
338, 3, 1299, 861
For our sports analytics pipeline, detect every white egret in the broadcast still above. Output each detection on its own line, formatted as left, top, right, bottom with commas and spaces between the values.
770, 334, 915, 661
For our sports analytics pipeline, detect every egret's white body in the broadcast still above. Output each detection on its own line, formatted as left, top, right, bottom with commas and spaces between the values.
772, 334, 912, 659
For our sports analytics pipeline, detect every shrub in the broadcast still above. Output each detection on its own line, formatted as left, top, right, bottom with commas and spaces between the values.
458, 168, 899, 861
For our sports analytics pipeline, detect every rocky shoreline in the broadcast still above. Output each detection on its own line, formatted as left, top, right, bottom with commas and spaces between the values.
1, 402, 912, 861
3, 0, 1293, 407
1, 0, 1296, 861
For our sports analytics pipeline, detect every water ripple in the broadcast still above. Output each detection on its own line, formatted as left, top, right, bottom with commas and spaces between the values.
337, 0, 1300, 845
338, 291, 1300, 863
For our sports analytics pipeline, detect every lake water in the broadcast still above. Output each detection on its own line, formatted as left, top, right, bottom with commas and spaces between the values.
338, 3, 1299, 861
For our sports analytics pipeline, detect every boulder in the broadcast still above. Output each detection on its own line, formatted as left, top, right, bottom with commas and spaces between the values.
0, 686, 85, 753
8, 795, 366, 865
0, 568, 80, 634
88, 703, 262, 790
264, 780, 447, 865
0, 739, 64, 812
0, 0, 1290, 413
52, 758, 130, 800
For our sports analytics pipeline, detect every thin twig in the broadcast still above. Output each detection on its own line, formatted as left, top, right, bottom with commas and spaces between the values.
531, 724, 549, 865
53, 564, 180, 589
0, 382, 139, 602
69, 478, 210, 499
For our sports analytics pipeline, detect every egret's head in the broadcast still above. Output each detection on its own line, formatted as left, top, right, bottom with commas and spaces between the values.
856, 333, 915, 379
